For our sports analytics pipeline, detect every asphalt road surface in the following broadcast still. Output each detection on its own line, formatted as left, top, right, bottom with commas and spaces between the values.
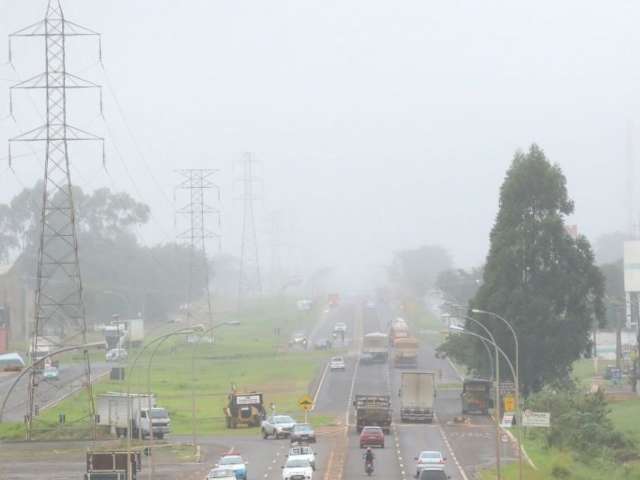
0, 361, 111, 422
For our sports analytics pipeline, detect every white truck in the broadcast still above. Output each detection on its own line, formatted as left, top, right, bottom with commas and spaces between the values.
96, 392, 171, 439
399, 371, 435, 423
125, 318, 144, 348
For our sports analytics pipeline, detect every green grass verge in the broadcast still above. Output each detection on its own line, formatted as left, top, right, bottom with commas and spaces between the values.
0, 297, 333, 440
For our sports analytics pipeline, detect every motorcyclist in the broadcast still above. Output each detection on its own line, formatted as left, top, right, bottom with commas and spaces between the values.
364, 447, 375, 469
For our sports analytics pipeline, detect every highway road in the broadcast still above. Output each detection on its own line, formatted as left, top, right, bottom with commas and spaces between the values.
0, 361, 111, 422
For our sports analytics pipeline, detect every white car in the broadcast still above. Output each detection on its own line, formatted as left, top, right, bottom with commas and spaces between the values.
415, 450, 446, 476
106, 348, 128, 362
282, 457, 313, 480
333, 322, 347, 333
43, 365, 59, 380
206, 468, 236, 480
288, 445, 316, 470
215, 455, 247, 480
329, 356, 345, 371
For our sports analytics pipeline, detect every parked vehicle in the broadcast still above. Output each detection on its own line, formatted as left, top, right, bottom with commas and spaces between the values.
215, 455, 248, 480
289, 332, 308, 348
43, 365, 59, 380
290, 423, 316, 443
106, 348, 128, 362
281, 457, 313, 480
288, 445, 316, 470
206, 468, 236, 480
400, 372, 435, 423
418, 468, 450, 480
125, 318, 144, 348
359, 425, 385, 448
223, 391, 266, 428
353, 394, 392, 433
393, 337, 419, 367
389, 318, 409, 344
261, 414, 297, 439
329, 356, 345, 370
362, 332, 389, 363
415, 451, 446, 477
461, 378, 493, 415
95, 392, 171, 439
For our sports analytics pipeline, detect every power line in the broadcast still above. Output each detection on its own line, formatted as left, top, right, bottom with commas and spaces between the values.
9, 0, 103, 441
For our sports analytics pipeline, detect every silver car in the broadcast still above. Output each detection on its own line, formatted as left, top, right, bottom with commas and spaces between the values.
261, 415, 296, 439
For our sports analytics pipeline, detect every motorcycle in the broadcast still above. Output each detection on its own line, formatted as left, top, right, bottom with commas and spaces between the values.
365, 459, 374, 476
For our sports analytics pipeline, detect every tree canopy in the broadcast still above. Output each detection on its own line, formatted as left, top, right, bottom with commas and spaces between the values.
441, 145, 605, 394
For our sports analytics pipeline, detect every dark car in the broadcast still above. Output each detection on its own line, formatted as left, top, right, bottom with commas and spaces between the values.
419, 468, 450, 480
359, 425, 384, 448
359, 352, 376, 365
290, 423, 316, 443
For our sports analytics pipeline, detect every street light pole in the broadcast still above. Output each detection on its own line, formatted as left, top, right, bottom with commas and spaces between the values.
472, 309, 521, 480
126, 326, 202, 480
448, 325, 519, 480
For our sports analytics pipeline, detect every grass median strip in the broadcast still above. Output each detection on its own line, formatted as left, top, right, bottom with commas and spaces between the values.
0, 297, 334, 440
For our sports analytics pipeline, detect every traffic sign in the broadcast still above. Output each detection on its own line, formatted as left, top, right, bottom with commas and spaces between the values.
503, 394, 515, 413
501, 414, 514, 428
298, 394, 314, 412
522, 411, 550, 428
499, 381, 516, 396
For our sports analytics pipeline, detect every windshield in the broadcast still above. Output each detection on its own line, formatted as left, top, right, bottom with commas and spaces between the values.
150, 408, 168, 419
274, 416, 294, 424
219, 456, 243, 465
285, 459, 310, 468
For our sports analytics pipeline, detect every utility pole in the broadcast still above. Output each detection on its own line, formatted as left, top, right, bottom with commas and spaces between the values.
175, 169, 220, 331
236, 152, 262, 305
8, 0, 104, 440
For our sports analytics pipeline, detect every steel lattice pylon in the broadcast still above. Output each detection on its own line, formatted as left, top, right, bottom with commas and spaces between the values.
175, 169, 220, 327
8, 0, 104, 440
237, 152, 262, 303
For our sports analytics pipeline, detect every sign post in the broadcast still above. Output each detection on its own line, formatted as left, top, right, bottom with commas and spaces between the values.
522, 410, 550, 428
298, 394, 313, 423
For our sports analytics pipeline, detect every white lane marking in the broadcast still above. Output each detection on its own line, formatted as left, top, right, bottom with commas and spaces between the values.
311, 361, 330, 411
436, 420, 469, 480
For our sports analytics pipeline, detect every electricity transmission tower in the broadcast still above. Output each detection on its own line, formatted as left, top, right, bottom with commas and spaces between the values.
8, 0, 104, 440
236, 152, 262, 303
175, 169, 220, 328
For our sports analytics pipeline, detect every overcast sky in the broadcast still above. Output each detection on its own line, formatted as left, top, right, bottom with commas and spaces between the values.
1, 0, 639, 282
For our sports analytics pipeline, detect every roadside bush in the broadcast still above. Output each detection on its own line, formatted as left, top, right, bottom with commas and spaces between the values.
526, 384, 637, 464
551, 464, 571, 479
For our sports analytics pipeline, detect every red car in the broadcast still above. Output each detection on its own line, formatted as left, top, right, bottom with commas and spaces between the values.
359, 426, 385, 448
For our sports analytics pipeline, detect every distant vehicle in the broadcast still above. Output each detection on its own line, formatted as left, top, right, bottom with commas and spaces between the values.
95, 392, 171, 439
281, 457, 313, 480
362, 332, 389, 363
418, 467, 450, 480
461, 378, 493, 415
207, 467, 237, 480
393, 337, 419, 367
365, 300, 376, 309
359, 352, 376, 365
215, 455, 248, 480
288, 445, 316, 470
329, 356, 346, 371
354, 395, 392, 433
290, 423, 316, 443
389, 318, 409, 344
400, 372, 435, 423
261, 415, 297, 439
296, 299, 313, 311
106, 348, 128, 362
0, 352, 25, 372
289, 332, 308, 348
328, 293, 340, 308
415, 451, 446, 477
333, 322, 347, 333
313, 338, 332, 350
43, 365, 59, 380
224, 391, 266, 429
359, 425, 385, 448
